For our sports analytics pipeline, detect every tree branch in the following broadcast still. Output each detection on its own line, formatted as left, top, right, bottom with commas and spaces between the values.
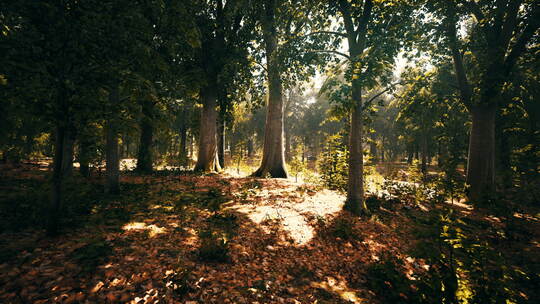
305, 49, 350, 59
503, 5, 540, 73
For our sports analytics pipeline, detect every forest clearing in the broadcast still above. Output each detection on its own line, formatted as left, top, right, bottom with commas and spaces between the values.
1, 0, 539, 303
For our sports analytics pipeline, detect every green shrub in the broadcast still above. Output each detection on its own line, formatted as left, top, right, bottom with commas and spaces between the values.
318, 134, 348, 192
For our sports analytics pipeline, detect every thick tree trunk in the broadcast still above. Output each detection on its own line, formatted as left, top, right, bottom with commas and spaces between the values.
345, 83, 366, 214
466, 105, 496, 202
253, 0, 288, 178
47, 125, 65, 236
136, 100, 154, 173
194, 85, 221, 172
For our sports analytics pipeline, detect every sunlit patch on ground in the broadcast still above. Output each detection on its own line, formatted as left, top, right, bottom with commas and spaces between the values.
122, 222, 167, 237
311, 276, 367, 303
232, 189, 345, 244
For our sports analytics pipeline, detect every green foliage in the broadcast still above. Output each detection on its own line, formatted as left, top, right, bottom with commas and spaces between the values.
318, 134, 348, 192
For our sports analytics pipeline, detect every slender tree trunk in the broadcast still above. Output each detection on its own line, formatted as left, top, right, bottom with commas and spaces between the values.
407, 143, 414, 164
179, 124, 187, 167
217, 116, 225, 168
345, 83, 366, 214
61, 126, 75, 177
247, 137, 254, 158
467, 104, 496, 201
79, 138, 90, 177
105, 120, 120, 194
421, 133, 428, 176
47, 125, 65, 236
194, 85, 221, 172
285, 130, 291, 162
253, 0, 288, 178
136, 100, 154, 173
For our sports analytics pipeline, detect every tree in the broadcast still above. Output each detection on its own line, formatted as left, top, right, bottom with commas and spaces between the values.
434, 0, 540, 201
321, 0, 415, 214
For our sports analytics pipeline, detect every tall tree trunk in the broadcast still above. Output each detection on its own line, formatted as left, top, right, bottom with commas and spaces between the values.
345, 84, 366, 214
253, 0, 288, 178
421, 133, 428, 176
105, 120, 120, 194
136, 100, 154, 173
217, 116, 225, 168
47, 125, 65, 236
467, 104, 496, 201
106, 85, 120, 193
285, 130, 291, 162
194, 85, 221, 172
247, 137, 254, 158
179, 124, 187, 167
61, 126, 75, 177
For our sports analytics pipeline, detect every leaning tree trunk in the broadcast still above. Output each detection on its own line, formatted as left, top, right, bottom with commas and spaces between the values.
253, 0, 288, 178
466, 104, 496, 202
345, 81, 366, 214
194, 85, 221, 172
136, 100, 154, 173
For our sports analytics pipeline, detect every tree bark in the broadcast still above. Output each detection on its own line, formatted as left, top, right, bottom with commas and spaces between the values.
217, 116, 225, 168
136, 100, 154, 173
345, 85, 366, 214
61, 126, 75, 177
47, 125, 65, 236
247, 137, 254, 158
466, 104, 496, 201
421, 133, 428, 176
105, 120, 120, 194
253, 0, 288, 178
194, 85, 221, 172
179, 124, 187, 167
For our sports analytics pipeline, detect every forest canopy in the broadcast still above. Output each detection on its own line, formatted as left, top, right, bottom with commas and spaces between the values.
0, 0, 539, 303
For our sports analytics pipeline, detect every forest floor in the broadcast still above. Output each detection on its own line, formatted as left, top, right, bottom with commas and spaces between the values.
0, 164, 539, 304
